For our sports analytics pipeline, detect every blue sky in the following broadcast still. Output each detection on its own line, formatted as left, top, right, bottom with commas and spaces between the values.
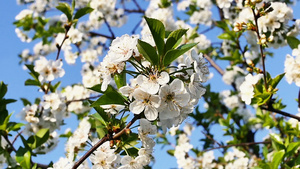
1, 0, 300, 168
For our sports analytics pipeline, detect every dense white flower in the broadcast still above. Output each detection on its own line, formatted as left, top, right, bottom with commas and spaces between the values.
138, 118, 157, 135
48, 157, 73, 169
41, 93, 64, 110
119, 156, 143, 169
216, 0, 233, 9
239, 74, 263, 105
190, 10, 212, 26
34, 57, 65, 82
130, 88, 161, 121
108, 34, 140, 62
159, 79, 190, 120
137, 71, 169, 94
15, 9, 33, 20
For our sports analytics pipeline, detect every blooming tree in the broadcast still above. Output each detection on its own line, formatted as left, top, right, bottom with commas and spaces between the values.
1, 0, 300, 168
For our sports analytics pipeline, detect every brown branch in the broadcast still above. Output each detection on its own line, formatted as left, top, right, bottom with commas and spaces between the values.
201, 131, 222, 147
260, 106, 300, 122
103, 17, 115, 39
12, 131, 23, 145
204, 141, 271, 152
89, 32, 114, 40
251, 8, 268, 91
203, 54, 224, 75
124, 9, 145, 13
72, 114, 141, 169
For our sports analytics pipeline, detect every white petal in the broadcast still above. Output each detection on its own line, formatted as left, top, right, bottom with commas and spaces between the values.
170, 79, 184, 93
144, 106, 158, 121
121, 156, 133, 165
175, 92, 190, 107
157, 71, 170, 85
149, 95, 161, 108
129, 101, 144, 114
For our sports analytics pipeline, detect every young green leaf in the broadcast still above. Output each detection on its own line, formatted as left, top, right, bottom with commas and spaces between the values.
35, 128, 50, 148
16, 148, 31, 169
165, 29, 188, 52
287, 36, 300, 49
144, 17, 165, 56
137, 39, 159, 65
56, 3, 72, 22
0, 81, 7, 99
163, 43, 197, 66
271, 150, 285, 169
269, 73, 285, 89
74, 7, 94, 20
90, 85, 126, 107
25, 79, 41, 86
114, 70, 127, 89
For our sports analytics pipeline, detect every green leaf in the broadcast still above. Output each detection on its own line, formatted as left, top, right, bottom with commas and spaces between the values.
95, 120, 107, 138
16, 148, 31, 169
7, 122, 24, 131
165, 29, 188, 51
120, 147, 139, 156
71, 0, 75, 13
163, 43, 197, 66
35, 128, 50, 148
218, 32, 232, 40
271, 150, 285, 169
252, 92, 272, 106
144, 17, 165, 56
56, 3, 72, 22
137, 39, 159, 65
25, 64, 41, 84
286, 142, 300, 157
20, 98, 31, 106
0, 113, 12, 130
270, 73, 285, 89
114, 70, 126, 89
0, 81, 7, 99
90, 85, 125, 107
74, 7, 94, 20
50, 81, 61, 93
287, 36, 300, 49
88, 84, 104, 93
91, 112, 107, 126
24, 79, 41, 86
167, 149, 175, 156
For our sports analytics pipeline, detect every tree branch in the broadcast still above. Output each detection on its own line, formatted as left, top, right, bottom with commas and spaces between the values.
203, 54, 224, 75
260, 106, 300, 122
72, 114, 141, 169
89, 32, 115, 40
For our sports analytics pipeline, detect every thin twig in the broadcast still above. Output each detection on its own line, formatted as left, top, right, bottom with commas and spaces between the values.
103, 17, 115, 39
12, 131, 23, 145
201, 131, 222, 147
124, 9, 145, 13
132, 0, 142, 11
89, 32, 115, 40
251, 8, 268, 91
204, 141, 270, 152
72, 114, 141, 169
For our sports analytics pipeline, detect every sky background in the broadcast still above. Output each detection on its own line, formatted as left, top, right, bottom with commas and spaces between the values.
1, 0, 300, 168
